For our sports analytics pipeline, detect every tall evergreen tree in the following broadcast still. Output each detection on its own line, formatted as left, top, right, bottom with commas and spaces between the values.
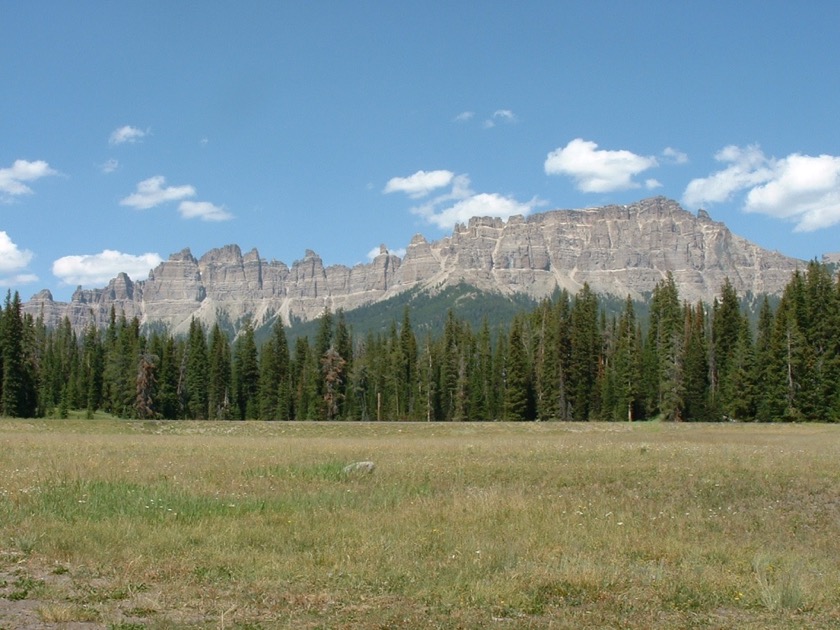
102, 313, 141, 417
231, 321, 259, 420
2, 292, 37, 417
334, 309, 353, 419
81, 321, 104, 417
184, 319, 209, 419
643, 273, 684, 420
291, 336, 318, 419
398, 306, 417, 419
568, 284, 599, 420
682, 302, 710, 421
609, 296, 642, 421
504, 314, 532, 421
711, 278, 742, 417
258, 316, 290, 420
728, 314, 757, 420
208, 323, 232, 419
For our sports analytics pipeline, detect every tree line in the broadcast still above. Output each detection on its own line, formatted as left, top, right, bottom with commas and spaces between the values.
2, 261, 839, 422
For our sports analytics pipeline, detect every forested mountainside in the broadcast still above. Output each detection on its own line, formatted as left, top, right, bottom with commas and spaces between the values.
3, 261, 838, 423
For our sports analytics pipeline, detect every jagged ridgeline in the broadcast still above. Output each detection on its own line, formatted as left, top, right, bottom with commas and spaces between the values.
24, 197, 802, 338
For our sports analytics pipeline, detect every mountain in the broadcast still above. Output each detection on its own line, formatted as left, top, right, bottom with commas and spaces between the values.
24, 197, 803, 335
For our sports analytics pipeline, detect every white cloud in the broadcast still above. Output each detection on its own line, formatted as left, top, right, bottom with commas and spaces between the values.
178, 200, 234, 222
662, 147, 689, 164
683, 145, 840, 232
645, 179, 663, 190
52, 250, 163, 286
383, 170, 454, 199
414, 192, 539, 230
109, 125, 147, 145
453, 111, 474, 122
387, 170, 540, 230
0, 159, 57, 199
682, 144, 772, 206
120, 176, 196, 209
746, 153, 840, 231
366, 246, 406, 260
100, 158, 119, 174
545, 139, 658, 193
0, 231, 38, 287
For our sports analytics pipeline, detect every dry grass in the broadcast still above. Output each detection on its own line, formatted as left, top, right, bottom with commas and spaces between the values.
1, 419, 839, 628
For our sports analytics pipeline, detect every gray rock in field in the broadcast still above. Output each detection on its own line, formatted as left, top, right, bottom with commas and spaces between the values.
342, 461, 375, 475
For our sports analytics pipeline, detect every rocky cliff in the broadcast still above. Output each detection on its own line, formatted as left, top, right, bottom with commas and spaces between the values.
25, 197, 803, 334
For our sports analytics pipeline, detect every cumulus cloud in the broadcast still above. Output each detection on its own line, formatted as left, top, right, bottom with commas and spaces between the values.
52, 250, 163, 286
413, 192, 539, 230
645, 179, 663, 190
386, 170, 540, 230
0, 231, 36, 286
120, 176, 196, 210
178, 200, 234, 222
383, 170, 455, 199
682, 145, 772, 206
545, 139, 658, 193
453, 111, 474, 122
683, 145, 840, 232
0, 159, 58, 199
109, 125, 147, 145
746, 153, 840, 231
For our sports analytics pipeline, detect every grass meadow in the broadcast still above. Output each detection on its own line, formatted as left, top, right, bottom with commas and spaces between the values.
1, 420, 839, 629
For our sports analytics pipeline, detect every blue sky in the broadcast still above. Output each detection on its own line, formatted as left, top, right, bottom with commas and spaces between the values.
3, 1, 840, 302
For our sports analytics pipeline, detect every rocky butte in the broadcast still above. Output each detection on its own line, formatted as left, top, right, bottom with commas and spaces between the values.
25, 197, 803, 335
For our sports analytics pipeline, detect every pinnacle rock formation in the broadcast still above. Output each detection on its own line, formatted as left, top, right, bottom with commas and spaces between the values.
25, 197, 802, 334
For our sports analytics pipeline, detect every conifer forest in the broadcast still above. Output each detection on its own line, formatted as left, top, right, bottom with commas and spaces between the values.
2, 261, 839, 423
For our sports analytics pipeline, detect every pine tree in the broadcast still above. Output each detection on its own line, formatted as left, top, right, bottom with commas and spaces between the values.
712, 278, 742, 417
258, 316, 290, 420
1, 292, 38, 417
81, 321, 104, 418
184, 319, 209, 419
755, 296, 783, 422
102, 313, 141, 417
135, 351, 158, 419
568, 284, 599, 420
504, 315, 531, 421
334, 309, 353, 419
469, 318, 493, 421
232, 320, 259, 420
291, 336, 318, 419
321, 346, 347, 420
151, 333, 179, 419
610, 296, 642, 421
207, 324, 231, 419
728, 315, 757, 420
531, 299, 556, 421
801, 261, 838, 420
398, 306, 417, 419
644, 273, 684, 420
440, 310, 462, 421
682, 302, 710, 421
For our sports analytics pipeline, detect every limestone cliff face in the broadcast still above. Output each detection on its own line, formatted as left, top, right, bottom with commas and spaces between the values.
25, 197, 802, 333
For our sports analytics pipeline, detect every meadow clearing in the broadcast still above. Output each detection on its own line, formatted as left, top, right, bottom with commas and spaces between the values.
1, 419, 839, 629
